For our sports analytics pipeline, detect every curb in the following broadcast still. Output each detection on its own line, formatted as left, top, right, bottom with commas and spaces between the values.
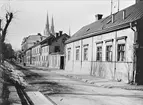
64, 74, 143, 91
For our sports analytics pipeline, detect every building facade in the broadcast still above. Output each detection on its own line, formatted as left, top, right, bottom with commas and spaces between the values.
23, 31, 70, 69
48, 31, 70, 69
65, 2, 143, 84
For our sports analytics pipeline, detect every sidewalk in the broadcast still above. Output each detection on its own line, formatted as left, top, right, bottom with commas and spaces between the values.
51, 70, 143, 91
24, 65, 143, 90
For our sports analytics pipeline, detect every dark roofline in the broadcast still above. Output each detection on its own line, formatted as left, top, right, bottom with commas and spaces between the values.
65, 2, 143, 44
52, 33, 70, 43
40, 35, 55, 44
23, 42, 40, 53
65, 21, 136, 44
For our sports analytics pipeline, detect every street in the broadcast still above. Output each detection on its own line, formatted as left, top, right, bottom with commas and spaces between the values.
20, 67, 143, 105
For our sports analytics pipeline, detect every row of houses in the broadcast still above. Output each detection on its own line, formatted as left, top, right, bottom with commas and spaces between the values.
21, 0, 143, 84
65, 1, 143, 84
22, 31, 70, 69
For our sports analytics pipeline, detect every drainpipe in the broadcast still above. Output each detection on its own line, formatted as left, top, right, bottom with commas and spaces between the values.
130, 22, 137, 84
72, 42, 74, 71
114, 31, 117, 80
90, 37, 94, 75
80, 40, 83, 70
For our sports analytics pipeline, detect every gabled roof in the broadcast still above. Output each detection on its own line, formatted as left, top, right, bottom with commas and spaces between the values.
40, 34, 55, 45
51, 33, 70, 43
66, 2, 143, 44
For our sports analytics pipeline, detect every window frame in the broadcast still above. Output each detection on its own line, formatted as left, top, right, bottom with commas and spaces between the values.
75, 46, 80, 61
96, 46, 102, 61
83, 47, 88, 61
106, 45, 112, 61
117, 43, 126, 62
67, 50, 71, 61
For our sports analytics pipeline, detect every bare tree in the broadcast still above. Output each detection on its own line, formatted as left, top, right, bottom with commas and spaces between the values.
0, 11, 14, 63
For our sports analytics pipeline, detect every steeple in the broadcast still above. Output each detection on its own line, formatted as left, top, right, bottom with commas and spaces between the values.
44, 12, 50, 36
69, 26, 71, 36
51, 16, 55, 36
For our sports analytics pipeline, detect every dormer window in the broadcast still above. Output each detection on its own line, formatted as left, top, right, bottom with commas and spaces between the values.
86, 28, 90, 32
106, 19, 111, 24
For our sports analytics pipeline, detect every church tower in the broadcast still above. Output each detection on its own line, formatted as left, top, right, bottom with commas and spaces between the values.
44, 12, 50, 37
50, 16, 55, 36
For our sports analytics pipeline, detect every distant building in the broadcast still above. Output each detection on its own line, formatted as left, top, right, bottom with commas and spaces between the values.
48, 31, 70, 69
40, 34, 55, 67
65, 1, 143, 84
22, 12, 70, 69
23, 31, 70, 69
21, 33, 46, 65
21, 33, 44, 52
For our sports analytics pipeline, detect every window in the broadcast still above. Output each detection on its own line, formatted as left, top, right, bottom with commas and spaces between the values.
76, 48, 80, 60
97, 46, 102, 61
117, 44, 125, 61
47, 47, 49, 52
83, 47, 88, 61
39, 56, 40, 61
106, 45, 112, 61
55, 46, 60, 52
68, 50, 71, 61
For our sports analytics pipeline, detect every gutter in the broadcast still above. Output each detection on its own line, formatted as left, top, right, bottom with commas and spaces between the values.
90, 37, 94, 75
65, 21, 135, 44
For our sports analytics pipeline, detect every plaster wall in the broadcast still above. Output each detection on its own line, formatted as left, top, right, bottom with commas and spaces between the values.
65, 27, 135, 82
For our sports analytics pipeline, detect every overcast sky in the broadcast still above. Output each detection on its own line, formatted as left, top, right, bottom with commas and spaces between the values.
0, 0, 135, 50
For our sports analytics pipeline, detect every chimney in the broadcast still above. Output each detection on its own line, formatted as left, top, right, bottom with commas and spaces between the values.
37, 33, 41, 36
95, 14, 103, 21
59, 31, 63, 36
56, 33, 59, 37
111, 14, 114, 23
123, 10, 126, 20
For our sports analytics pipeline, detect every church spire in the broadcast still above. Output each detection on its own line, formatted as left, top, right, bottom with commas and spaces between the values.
51, 16, 55, 36
69, 26, 71, 36
44, 11, 50, 36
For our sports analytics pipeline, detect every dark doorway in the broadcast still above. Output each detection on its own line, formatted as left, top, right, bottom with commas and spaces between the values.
60, 56, 64, 69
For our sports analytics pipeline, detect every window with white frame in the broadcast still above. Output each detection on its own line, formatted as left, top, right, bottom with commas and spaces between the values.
76, 48, 80, 60
96, 46, 102, 61
117, 44, 125, 61
83, 47, 88, 61
106, 45, 112, 61
68, 50, 71, 61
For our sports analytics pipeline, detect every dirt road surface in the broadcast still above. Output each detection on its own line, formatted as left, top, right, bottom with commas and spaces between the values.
19, 67, 143, 105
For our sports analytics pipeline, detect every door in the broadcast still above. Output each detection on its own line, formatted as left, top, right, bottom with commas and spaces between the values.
60, 56, 64, 69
